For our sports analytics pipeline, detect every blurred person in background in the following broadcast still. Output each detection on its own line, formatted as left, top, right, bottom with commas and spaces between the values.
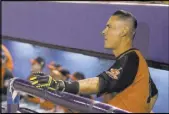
60, 69, 70, 81
58, 69, 71, 113
40, 62, 63, 111
48, 61, 64, 80
1, 44, 14, 101
40, 64, 70, 112
26, 56, 45, 104
70, 72, 85, 81
55, 69, 71, 113
29, 56, 45, 73
48, 61, 63, 71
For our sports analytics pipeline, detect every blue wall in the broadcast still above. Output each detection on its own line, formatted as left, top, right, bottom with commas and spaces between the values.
2, 39, 113, 80
2, 39, 168, 113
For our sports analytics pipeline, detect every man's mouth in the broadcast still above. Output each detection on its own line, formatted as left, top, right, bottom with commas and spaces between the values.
104, 37, 107, 41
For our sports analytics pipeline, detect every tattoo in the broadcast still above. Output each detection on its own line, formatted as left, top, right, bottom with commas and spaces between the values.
78, 77, 99, 95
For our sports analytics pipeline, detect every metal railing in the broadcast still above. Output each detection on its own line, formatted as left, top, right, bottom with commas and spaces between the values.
4, 78, 129, 113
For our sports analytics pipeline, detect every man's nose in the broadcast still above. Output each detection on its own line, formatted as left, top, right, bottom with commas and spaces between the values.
101, 28, 107, 36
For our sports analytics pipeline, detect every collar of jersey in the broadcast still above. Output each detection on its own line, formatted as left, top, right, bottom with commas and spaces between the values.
115, 48, 138, 60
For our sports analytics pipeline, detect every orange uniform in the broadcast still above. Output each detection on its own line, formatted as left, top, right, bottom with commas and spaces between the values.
1, 44, 14, 88
2, 45, 13, 71
97, 48, 158, 113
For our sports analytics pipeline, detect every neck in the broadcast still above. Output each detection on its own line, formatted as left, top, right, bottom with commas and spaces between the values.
113, 43, 132, 58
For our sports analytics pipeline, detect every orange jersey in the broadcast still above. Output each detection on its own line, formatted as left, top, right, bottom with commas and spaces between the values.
1, 45, 14, 88
2, 44, 14, 71
108, 49, 150, 112
97, 48, 158, 113
40, 100, 55, 110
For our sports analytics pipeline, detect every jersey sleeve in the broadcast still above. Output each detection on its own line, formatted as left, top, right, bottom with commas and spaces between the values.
97, 52, 139, 97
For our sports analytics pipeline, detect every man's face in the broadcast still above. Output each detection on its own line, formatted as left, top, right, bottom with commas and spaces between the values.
31, 63, 42, 72
102, 16, 124, 50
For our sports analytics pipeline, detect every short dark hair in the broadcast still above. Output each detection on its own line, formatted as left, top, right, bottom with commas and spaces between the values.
60, 69, 70, 77
55, 64, 62, 68
113, 10, 137, 29
32, 56, 45, 69
73, 72, 85, 80
112, 10, 137, 39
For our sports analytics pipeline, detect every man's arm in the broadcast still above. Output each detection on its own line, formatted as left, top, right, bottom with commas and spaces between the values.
30, 73, 100, 95
30, 51, 139, 96
78, 77, 99, 94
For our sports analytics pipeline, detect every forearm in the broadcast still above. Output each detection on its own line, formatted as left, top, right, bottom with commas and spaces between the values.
62, 77, 100, 95
78, 77, 99, 95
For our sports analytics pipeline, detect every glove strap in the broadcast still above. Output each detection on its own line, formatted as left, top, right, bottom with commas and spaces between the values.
48, 80, 65, 92
48, 79, 58, 91
57, 80, 66, 92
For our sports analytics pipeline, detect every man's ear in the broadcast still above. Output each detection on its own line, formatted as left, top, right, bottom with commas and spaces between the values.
120, 27, 128, 37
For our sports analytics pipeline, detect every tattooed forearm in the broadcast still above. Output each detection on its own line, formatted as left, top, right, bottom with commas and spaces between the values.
78, 77, 99, 95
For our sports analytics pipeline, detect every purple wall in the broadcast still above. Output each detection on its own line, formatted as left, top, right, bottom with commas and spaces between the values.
2, 2, 169, 64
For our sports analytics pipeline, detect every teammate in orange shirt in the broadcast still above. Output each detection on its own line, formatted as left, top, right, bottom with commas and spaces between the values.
1, 44, 14, 101
40, 62, 63, 111
1, 44, 14, 78
26, 57, 45, 104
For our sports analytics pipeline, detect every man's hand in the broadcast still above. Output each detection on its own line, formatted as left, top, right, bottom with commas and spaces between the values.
29, 72, 65, 91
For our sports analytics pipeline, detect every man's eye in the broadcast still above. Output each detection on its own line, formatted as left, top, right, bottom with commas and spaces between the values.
106, 25, 111, 28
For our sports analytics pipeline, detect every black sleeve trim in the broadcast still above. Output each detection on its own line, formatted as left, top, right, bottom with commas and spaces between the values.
96, 51, 139, 97
97, 72, 117, 97
114, 52, 139, 93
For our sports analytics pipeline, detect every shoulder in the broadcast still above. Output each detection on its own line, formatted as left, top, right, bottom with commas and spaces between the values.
115, 50, 139, 70
118, 50, 139, 62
